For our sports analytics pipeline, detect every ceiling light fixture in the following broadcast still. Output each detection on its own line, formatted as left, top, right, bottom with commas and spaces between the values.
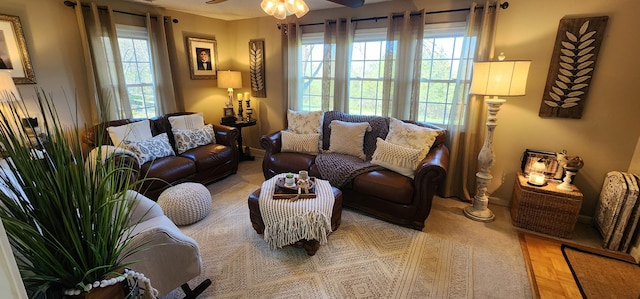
260, 0, 309, 19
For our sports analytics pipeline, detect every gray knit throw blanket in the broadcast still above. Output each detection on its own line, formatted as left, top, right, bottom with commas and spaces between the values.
315, 153, 384, 187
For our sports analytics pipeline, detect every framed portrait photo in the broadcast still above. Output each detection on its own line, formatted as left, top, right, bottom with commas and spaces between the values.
0, 14, 36, 84
187, 36, 218, 80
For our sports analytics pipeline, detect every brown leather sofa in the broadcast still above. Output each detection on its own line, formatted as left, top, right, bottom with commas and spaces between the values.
261, 112, 449, 230
86, 112, 239, 200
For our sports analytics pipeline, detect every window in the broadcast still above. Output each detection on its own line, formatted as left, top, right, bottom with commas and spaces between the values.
300, 22, 469, 124
116, 25, 157, 118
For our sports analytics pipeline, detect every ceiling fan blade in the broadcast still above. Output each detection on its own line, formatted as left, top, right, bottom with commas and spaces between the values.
206, 0, 227, 4
327, 0, 365, 8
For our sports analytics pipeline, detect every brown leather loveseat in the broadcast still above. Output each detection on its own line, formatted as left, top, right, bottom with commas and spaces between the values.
261, 111, 449, 230
86, 112, 239, 200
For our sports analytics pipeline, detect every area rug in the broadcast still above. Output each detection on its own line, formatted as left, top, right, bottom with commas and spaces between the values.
162, 181, 473, 298
561, 244, 640, 298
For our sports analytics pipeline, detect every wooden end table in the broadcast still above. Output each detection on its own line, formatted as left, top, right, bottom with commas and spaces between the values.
223, 119, 256, 161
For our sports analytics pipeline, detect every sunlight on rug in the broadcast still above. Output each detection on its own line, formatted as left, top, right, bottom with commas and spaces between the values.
162, 194, 473, 299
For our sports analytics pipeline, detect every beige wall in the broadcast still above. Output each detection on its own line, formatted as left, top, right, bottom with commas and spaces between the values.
0, 0, 638, 223
489, 0, 640, 216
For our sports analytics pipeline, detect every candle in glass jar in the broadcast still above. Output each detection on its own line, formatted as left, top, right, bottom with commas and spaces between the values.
244, 92, 250, 100
237, 93, 244, 101
528, 173, 546, 186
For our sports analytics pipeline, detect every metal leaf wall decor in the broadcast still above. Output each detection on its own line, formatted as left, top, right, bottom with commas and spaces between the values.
249, 39, 266, 98
539, 16, 608, 118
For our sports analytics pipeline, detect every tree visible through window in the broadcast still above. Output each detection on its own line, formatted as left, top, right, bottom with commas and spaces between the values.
300, 23, 468, 125
116, 25, 157, 119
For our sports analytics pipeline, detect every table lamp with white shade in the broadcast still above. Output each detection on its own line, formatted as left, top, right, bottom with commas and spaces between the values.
463, 53, 531, 222
217, 70, 242, 109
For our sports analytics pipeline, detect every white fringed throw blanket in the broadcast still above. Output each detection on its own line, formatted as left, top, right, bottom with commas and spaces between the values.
259, 174, 334, 249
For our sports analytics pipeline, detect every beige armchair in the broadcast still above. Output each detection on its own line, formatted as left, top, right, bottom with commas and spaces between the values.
124, 190, 211, 298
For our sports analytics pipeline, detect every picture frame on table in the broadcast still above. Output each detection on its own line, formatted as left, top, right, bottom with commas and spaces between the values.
186, 36, 218, 80
520, 149, 559, 178
0, 14, 36, 84
223, 107, 235, 117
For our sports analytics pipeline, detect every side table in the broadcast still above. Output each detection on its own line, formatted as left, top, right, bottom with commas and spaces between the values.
510, 172, 583, 238
223, 119, 256, 161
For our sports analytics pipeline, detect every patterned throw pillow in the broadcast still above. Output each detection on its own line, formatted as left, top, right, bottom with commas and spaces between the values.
287, 110, 323, 134
107, 119, 153, 146
328, 120, 371, 160
385, 117, 439, 166
281, 130, 320, 154
124, 133, 175, 165
371, 137, 422, 178
168, 113, 205, 130
172, 124, 216, 154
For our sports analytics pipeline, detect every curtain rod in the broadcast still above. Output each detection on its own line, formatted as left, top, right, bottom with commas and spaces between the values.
295, 1, 509, 28
63, 1, 179, 23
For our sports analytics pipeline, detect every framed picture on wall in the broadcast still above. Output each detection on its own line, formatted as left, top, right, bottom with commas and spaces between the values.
186, 36, 218, 80
0, 14, 36, 84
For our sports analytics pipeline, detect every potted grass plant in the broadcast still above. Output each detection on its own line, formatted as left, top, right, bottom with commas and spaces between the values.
0, 90, 150, 298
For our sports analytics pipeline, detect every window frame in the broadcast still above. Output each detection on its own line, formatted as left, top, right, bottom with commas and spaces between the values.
115, 24, 158, 119
299, 21, 469, 125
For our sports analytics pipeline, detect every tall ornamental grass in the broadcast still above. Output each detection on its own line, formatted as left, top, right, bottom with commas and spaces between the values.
0, 90, 145, 297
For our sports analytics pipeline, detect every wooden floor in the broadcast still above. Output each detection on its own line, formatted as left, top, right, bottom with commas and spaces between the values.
518, 232, 583, 299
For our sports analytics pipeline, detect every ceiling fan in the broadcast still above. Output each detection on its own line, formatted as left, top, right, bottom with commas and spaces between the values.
205, 0, 365, 8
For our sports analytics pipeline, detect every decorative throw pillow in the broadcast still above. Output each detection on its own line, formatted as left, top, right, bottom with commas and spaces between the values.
328, 120, 371, 160
172, 124, 216, 154
124, 133, 175, 165
385, 117, 439, 166
371, 137, 422, 178
280, 130, 320, 154
107, 119, 152, 146
287, 110, 323, 134
169, 113, 205, 130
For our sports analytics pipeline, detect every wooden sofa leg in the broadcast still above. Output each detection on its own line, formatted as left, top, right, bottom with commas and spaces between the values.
181, 278, 212, 299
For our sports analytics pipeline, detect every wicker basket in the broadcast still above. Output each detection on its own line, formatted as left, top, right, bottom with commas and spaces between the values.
510, 173, 583, 238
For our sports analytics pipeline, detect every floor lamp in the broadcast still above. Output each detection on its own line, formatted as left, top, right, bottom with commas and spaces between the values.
463, 54, 531, 222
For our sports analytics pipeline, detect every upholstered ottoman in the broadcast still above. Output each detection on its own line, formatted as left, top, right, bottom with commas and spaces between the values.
248, 186, 342, 255
157, 182, 212, 225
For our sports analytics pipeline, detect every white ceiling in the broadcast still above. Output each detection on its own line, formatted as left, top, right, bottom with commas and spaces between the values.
126, 0, 390, 21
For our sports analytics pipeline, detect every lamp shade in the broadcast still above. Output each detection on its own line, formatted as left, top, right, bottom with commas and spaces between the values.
470, 60, 531, 96
0, 72, 19, 102
217, 71, 242, 89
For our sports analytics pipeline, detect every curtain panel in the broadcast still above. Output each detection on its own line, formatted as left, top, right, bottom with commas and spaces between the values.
74, 1, 130, 123
146, 14, 178, 115
441, 1, 501, 201
282, 23, 302, 113
382, 10, 425, 120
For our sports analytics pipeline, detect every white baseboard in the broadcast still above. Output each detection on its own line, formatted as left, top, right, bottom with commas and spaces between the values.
248, 147, 265, 157
489, 196, 510, 207
577, 215, 593, 224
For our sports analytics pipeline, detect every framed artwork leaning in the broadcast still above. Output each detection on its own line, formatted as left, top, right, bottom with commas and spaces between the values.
0, 14, 36, 84
186, 36, 218, 80
520, 149, 559, 179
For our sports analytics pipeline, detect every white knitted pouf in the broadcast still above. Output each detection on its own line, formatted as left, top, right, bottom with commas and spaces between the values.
157, 182, 212, 226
